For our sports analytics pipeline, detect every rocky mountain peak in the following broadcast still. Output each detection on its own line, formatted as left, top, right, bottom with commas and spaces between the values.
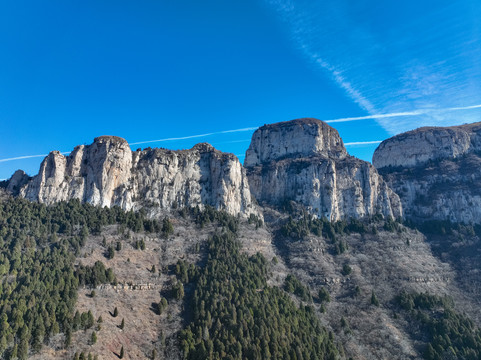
373, 121, 481, 224
373, 121, 481, 169
13, 136, 259, 218
191, 142, 216, 153
6, 169, 30, 195
245, 119, 401, 221
244, 118, 347, 168
93, 135, 129, 145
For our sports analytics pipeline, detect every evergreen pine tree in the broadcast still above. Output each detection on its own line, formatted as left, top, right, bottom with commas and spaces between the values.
65, 327, 72, 348
107, 245, 115, 259
91, 331, 97, 345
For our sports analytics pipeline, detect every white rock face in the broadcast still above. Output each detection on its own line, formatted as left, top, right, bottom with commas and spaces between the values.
17, 137, 259, 218
245, 118, 347, 167
245, 118, 402, 221
374, 122, 481, 223
373, 122, 481, 169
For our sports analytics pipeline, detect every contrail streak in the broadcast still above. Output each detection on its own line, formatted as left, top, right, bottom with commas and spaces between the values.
324, 104, 481, 123
325, 111, 423, 123
0, 152, 70, 163
1, 103, 480, 164
130, 127, 258, 145
344, 140, 382, 146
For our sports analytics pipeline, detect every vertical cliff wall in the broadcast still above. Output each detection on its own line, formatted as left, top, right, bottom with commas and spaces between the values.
244, 118, 402, 221
14, 137, 259, 218
373, 122, 481, 223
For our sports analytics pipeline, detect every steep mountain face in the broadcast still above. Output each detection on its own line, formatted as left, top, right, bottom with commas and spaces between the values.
14, 136, 258, 217
373, 122, 481, 223
4, 120, 481, 360
373, 122, 481, 169
244, 118, 402, 221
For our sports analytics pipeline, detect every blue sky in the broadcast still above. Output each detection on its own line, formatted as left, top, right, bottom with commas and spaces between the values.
1, 0, 480, 180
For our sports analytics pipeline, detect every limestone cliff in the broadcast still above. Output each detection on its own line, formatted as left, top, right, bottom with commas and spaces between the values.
245, 118, 402, 221
372, 122, 481, 169
15, 137, 258, 217
373, 122, 481, 224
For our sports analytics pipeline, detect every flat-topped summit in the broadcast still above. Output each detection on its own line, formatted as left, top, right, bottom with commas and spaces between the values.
372, 121, 481, 223
244, 118, 347, 168
245, 119, 401, 221
373, 121, 481, 169
93, 135, 129, 144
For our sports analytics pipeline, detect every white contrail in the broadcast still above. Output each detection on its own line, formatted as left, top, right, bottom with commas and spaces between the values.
445, 104, 481, 111
325, 111, 423, 123
0, 154, 50, 163
1, 103, 480, 164
130, 127, 258, 145
211, 139, 251, 145
324, 104, 481, 123
344, 140, 382, 146
0, 152, 70, 163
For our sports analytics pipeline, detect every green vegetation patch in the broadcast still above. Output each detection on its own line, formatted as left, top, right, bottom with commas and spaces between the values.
180, 231, 339, 360
0, 197, 159, 359
396, 292, 481, 360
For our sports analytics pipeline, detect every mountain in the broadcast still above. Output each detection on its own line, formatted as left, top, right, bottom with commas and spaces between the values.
373, 122, 481, 223
8, 136, 258, 218
2, 118, 481, 360
245, 118, 402, 221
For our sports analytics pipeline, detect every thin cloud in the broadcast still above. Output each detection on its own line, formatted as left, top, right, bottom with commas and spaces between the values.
1, 103, 480, 165
265, 1, 378, 115
325, 111, 423, 123
0, 152, 70, 163
264, 1, 481, 135
344, 140, 382, 146
0, 154, 49, 163
211, 139, 252, 145
130, 127, 257, 145
324, 103, 481, 123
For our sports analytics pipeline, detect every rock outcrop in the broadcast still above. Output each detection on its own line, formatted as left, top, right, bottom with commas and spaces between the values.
373, 122, 481, 224
6, 169, 30, 195
244, 118, 402, 221
373, 122, 481, 169
14, 137, 258, 217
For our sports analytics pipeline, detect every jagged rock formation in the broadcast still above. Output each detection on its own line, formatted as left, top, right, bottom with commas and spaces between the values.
6, 169, 30, 195
373, 122, 481, 223
244, 118, 402, 221
14, 136, 258, 217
